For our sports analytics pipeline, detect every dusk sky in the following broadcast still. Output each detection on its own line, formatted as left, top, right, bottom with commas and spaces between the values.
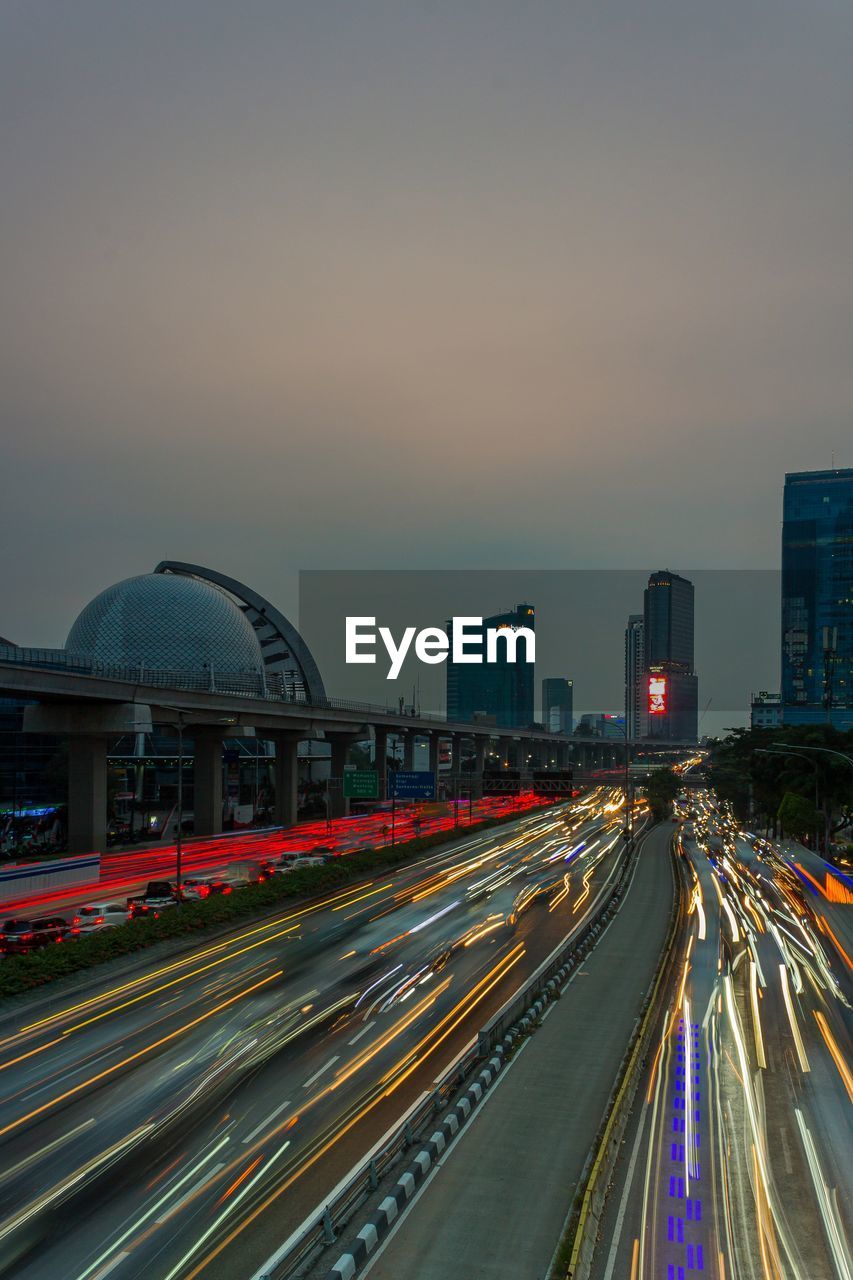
2, 1, 851, 647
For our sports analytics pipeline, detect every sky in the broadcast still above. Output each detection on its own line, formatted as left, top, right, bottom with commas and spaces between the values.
1, 1, 851, 651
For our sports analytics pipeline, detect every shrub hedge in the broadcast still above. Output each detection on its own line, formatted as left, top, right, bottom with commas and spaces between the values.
0, 810, 537, 999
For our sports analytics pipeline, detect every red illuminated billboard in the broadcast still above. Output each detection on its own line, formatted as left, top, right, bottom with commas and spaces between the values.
648, 674, 667, 716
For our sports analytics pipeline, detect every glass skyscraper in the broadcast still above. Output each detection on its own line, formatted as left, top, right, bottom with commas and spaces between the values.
542, 677, 573, 734
446, 604, 535, 728
781, 468, 853, 728
624, 614, 646, 740
643, 571, 698, 742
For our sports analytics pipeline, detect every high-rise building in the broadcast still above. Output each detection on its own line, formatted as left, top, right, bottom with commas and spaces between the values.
781, 469, 853, 729
446, 604, 535, 728
643, 571, 698, 741
624, 614, 646, 740
542, 677, 573, 734
578, 712, 625, 740
750, 691, 782, 729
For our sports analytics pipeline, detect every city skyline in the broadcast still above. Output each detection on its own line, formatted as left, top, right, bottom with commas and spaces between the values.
2, 3, 852, 646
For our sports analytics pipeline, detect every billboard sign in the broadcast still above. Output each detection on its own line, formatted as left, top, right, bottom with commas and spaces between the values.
648, 674, 667, 716
390, 770, 435, 799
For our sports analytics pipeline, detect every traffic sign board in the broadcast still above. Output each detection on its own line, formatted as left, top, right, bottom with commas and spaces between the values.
390, 771, 435, 799
342, 769, 379, 799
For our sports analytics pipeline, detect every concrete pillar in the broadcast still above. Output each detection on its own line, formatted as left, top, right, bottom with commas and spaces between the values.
67, 735, 108, 854
373, 726, 389, 800
194, 731, 224, 836
518, 739, 529, 774
402, 732, 415, 771
328, 734, 354, 817
475, 736, 487, 775
273, 734, 300, 829
428, 733, 440, 796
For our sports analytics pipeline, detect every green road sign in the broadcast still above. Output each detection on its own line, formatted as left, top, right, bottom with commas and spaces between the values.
343, 769, 379, 799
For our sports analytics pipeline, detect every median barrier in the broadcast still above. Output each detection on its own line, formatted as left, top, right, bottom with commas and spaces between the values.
552, 834, 688, 1280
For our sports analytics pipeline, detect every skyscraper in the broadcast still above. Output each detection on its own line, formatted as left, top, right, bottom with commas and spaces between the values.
643, 571, 698, 741
446, 604, 535, 728
542, 677, 573, 734
624, 614, 646, 740
781, 469, 853, 728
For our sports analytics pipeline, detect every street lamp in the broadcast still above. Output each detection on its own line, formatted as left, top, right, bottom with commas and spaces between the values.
160, 708, 236, 899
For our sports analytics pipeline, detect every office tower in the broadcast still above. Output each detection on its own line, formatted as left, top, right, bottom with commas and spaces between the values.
782, 469, 853, 728
643, 571, 698, 741
542, 677, 573, 734
446, 604, 535, 728
624, 614, 645, 740
750, 691, 782, 729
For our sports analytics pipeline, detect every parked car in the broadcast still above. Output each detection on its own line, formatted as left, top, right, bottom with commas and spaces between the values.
70, 903, 130, 935
1, 916, 69, 953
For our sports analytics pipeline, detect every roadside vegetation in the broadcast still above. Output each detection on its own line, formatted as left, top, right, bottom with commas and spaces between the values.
707, 725, 853, 856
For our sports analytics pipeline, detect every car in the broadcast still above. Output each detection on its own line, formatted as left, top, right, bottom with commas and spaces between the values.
283, 855, 327, 871
127, 880, 178, 917
1, 916, 69, 953
180, 878, 213, 900
70, 903, 130, 935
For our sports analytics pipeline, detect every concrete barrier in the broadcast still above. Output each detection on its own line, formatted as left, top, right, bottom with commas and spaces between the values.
556, 837, 688, 1280
0, 854, 101, 904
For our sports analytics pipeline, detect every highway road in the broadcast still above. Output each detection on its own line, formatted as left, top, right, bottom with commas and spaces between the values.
593, 790, 852, 1280
0, 787, 638, 1280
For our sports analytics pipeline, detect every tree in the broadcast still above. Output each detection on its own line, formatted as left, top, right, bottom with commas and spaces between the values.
777, 791, 820, 845
707, 724, 853, 848
642, 768, 681, 820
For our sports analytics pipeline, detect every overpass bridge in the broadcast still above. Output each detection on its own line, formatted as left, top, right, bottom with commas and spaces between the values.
0, 648, 696, 855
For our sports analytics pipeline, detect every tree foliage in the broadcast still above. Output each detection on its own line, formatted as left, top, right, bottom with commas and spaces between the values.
707, 724, 853, 847
642, 768, 681, 820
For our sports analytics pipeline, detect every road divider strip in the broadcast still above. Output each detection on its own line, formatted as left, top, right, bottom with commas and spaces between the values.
551, 833, 688, 1280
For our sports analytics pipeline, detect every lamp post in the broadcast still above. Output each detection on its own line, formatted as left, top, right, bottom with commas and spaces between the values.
160, 708, 236, 900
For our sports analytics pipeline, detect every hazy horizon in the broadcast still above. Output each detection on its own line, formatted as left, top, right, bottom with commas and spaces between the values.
2, 3, 851, 647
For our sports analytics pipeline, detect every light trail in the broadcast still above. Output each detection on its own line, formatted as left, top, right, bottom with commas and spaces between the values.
813, 1011, 853, 1104
779, 964, 810, 1074
0, 970, 281, 1142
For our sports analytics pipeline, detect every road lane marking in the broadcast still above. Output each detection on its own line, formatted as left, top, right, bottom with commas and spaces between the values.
155, 1163, 226, 1223
242, 1100, 292, 1144
602, 1095, 651, 1280
302, 1056, 340, 1089
348, 1021, 376, 1046
90, 1251, 130, 1280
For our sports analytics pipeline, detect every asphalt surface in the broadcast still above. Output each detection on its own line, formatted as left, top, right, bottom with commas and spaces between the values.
0, 788, 636, 1280
363, 821, 675, 1280
591, 791, 852, 1280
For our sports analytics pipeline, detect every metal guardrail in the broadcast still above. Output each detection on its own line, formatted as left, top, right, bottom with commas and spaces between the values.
256, 834, 648, 1280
